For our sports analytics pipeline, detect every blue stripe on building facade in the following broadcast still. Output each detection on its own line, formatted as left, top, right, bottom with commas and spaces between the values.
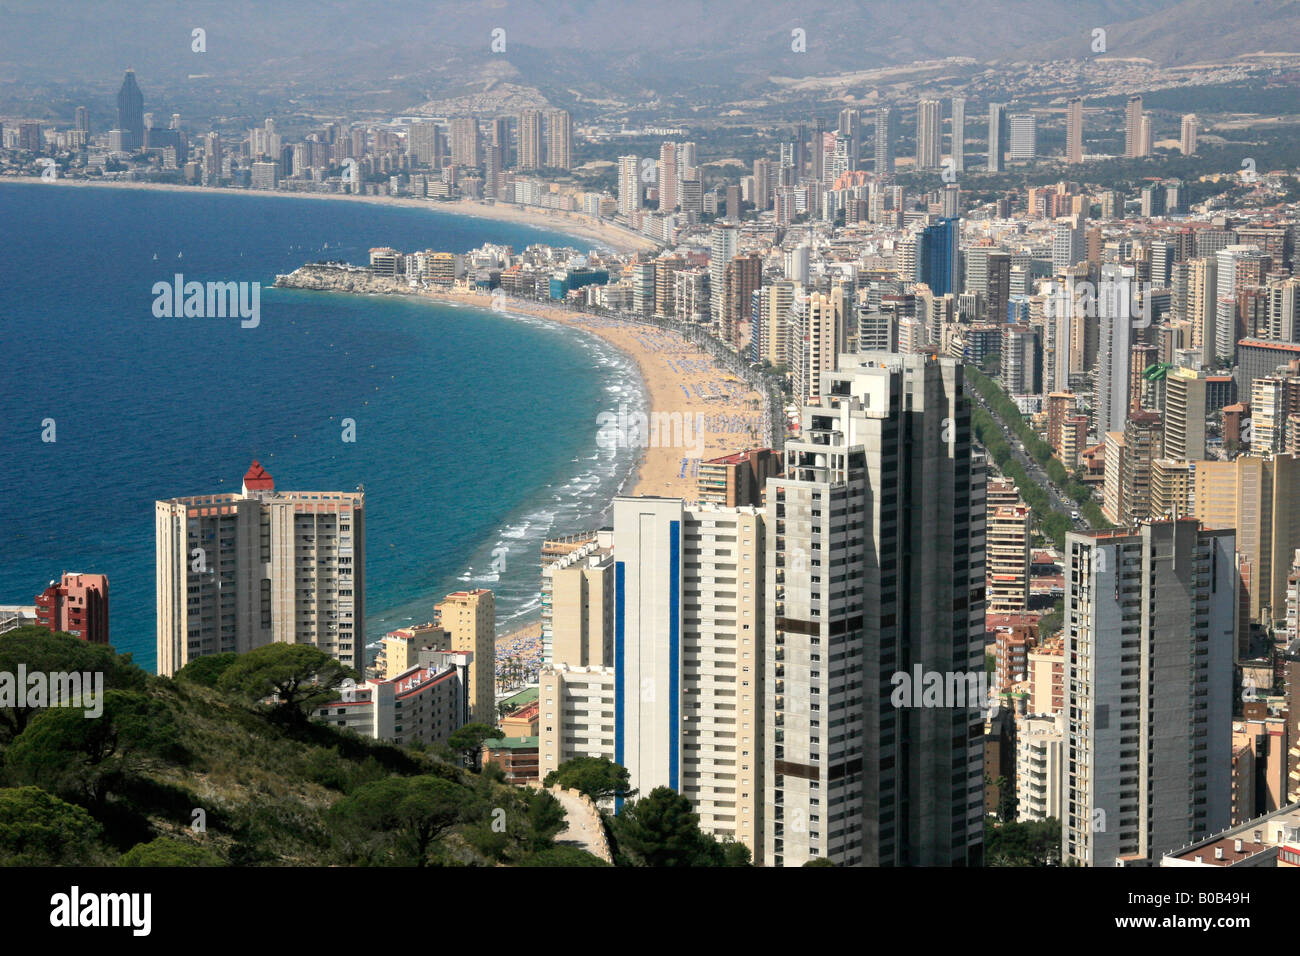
669, 520, 680, 792
614, 560, 625, 812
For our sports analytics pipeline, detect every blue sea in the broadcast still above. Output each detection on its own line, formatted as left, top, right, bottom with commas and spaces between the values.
0, 182, 646, 672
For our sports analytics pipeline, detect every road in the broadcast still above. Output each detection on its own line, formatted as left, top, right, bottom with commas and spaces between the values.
970, 390, 1090, 532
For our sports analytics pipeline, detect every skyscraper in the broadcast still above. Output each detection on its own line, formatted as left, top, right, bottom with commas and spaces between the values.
156, 461, 365, 677
518, 109, 543, 169
1066, 97, 1084, 164
449, 117, 481, 168
618, 155, 641, 216
490, 115, 512, 169
916, 99, 942, 170
408, 122, 442, 167
116, 69, 144, 150
949, 96, 965, 172
765, 352, 986, 867
838, 107, 861, 169
546, 109, 572, 170
1181, 114, 1199, 155
657, 142, 678, 212
1063, 520, 1235, 867
920, 217, 959, 297
709, 223, 739, 327
875, 107, 895, 176
1009, 113, 1036, 160
1094, 264, 1136, 436
987, 103, 1007, 172
1125, 95, 1146, 158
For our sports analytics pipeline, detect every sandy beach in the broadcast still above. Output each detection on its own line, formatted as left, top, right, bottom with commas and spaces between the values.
17, 175, 659, 256
407, 286, 767, 500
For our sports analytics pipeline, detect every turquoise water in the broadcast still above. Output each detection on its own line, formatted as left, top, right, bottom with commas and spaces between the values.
0, 182, 645, 671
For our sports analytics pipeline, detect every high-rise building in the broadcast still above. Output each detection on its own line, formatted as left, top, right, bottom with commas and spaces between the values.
34, 573, 110, 644
1063, 521, 1235, 867
1009, 113, 1037, 161
987, 103, 1007, 173
792, 292, 842, 405
697, 449, 781, 508
155, 461, 365, 677
1267, 276, 1300, 343
1125, 96, 1147, 158
490, 116, 512, 169
916, 99, 942, 170
1194, 454, 1300, 656
408, 122, 442, 166
654, 255, 685, 317
434, 589, 495, 723
950, 96, 966, 172
1120, 411, 1164, 526
766, 352, 985, 867
723, 252, 763, 351
837, 107, 861, 169
116, 69, 144, 150
1181, 114, 1199, 156
1066, 97, 1084, 164
657, 142, 678, 212
920, 217, 959, 297
617, 155, 641, 216
546, 109, 572, 170
1095, 264, 1136, 436
875, 107, 895, 175
75, 106, 89, 133
449, 117, 481, 168
709, 223, 740, 328
988, 504, 1030, 611
1164, 367, 1208, 460
613, 497, 766, 856
1188, 257, 1219, 365
517, 110, 543, 170
1001, 324, 1041, 394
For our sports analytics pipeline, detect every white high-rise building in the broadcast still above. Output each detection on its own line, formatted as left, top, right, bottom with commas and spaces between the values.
618, 155, 642, 216
950, 96, 965, 172
709, 224, 740, 327
1063, 521, 1236, 866
916, 99, 942, 170
1052, 216, 1085, 272
1215, 244, 1265, 362
156, 461, 365, 676
1016, 712, 1065, 823
987, 103, 1007, 172
612, 497, 766, 857
1009, 113, 1037, 160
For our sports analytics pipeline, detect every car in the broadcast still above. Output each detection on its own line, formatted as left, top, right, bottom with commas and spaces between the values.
1071, 510, 1080, 520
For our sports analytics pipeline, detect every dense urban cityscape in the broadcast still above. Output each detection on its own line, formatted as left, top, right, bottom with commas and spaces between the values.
0, 0, 1297, 928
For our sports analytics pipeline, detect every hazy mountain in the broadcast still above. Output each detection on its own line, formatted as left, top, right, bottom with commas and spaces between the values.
1, 0, 1289, 106
1020, 0, 1300, 65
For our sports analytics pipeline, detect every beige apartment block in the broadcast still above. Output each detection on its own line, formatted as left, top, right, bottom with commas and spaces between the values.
1194, 454, 1300, 655
435, 589, 496, 722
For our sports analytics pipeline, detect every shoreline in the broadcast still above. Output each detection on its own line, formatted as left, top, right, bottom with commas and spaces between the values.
0, 175, 660, 256
279, 270, 768, 648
